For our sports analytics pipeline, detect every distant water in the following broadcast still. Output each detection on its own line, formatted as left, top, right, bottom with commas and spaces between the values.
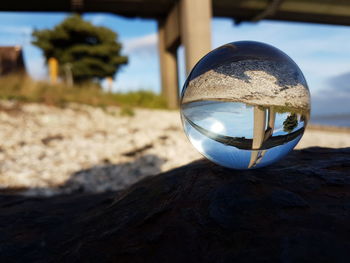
311, 115, 350, 127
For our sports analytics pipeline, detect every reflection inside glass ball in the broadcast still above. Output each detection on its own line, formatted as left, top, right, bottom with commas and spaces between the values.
180, 41, 310, 169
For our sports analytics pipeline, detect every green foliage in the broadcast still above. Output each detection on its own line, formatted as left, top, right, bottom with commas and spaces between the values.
113, 90, 167, 108
0, 75, 167, 109
120, 107, 135, 117
32, 14, 128, 83
272, 105, 308, 115
283, 114, 298, 133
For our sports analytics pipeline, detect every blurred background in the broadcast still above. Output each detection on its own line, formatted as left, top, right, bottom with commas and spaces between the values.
0, 0, 349, 196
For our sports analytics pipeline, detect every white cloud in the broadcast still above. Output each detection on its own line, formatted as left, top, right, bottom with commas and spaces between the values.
123, 33, 157, 55
89, 15, 106, 25
26, 56, 47, 80
0, 25, 32, 35
0, 25, 33, 46
114, 50, 160, 92
117, 33, 161, 91
115, 33, 160, 92
22, 45, 47, 80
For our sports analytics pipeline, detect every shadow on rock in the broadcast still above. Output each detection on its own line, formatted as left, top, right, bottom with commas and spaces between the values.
10, 154, 165, 196
0, 147, 350, 263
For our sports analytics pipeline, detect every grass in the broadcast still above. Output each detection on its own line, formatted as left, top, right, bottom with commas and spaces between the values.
271, 105, 309, 115
255, 104, 309, 115
119, 107, 135, 117
0, 75, 167, 109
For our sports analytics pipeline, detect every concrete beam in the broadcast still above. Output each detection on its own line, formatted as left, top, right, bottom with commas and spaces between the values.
180, 0, 212, 74
158, 19, 179, 109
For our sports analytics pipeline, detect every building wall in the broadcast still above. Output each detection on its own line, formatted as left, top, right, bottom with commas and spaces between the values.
0, 46, 26, 76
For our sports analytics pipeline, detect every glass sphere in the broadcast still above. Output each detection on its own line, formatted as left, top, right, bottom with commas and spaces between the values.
180, 41, 310, 169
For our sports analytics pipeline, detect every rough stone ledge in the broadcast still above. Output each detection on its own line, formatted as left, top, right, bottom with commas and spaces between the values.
0, 147, 349, 263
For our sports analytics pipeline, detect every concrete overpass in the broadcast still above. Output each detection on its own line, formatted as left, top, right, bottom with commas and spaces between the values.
1, 0, 350, 108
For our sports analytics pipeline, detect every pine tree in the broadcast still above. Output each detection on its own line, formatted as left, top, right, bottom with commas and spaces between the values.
32, 14, 128, 83
283, 114, 298, 133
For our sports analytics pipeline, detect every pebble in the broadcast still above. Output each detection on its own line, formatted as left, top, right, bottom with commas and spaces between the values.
0, 102, 201, 196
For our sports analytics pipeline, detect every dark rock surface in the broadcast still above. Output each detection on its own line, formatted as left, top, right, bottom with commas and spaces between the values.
0, 147, 350, 263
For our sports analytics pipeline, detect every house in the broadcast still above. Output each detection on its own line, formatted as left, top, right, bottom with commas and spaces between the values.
0, 46, 26, 76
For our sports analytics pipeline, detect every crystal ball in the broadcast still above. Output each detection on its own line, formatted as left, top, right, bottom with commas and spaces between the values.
180, 41, 310, 169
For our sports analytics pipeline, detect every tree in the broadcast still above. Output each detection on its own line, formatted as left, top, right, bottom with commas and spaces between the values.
32, 14, 128, 83
283, 113, 298, 133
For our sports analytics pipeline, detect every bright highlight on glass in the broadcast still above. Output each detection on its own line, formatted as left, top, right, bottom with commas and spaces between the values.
180, 41, 311, 169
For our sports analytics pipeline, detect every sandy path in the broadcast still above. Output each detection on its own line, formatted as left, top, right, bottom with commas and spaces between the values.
298, 128, 350, 149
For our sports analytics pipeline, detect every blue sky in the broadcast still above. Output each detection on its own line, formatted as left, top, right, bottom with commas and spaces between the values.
0, 12, 349, 115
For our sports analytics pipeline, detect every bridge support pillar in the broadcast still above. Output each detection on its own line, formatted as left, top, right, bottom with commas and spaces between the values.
158, 0, 212, 108
180, 0, 212, 74
158, 21, 179, 109
158, 3, 181, 109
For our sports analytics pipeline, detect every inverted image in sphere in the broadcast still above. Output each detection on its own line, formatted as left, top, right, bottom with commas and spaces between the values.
180, 41, 310, 169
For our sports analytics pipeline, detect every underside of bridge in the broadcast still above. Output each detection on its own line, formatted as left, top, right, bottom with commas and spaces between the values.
1, 0, 350, 108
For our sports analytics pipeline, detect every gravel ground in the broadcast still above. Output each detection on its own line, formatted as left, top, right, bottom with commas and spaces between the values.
0, 101, 348, 196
